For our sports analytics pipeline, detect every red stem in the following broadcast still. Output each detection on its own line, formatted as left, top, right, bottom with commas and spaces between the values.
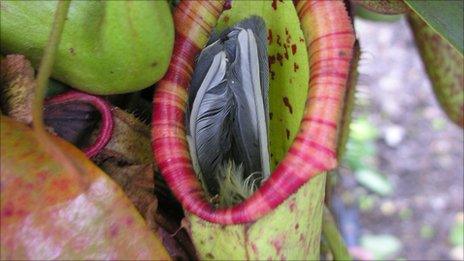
152, 0, 355, 224
45, 90, 114, 158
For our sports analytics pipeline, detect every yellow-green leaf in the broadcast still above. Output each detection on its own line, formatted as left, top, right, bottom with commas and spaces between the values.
0, 1, 174, 94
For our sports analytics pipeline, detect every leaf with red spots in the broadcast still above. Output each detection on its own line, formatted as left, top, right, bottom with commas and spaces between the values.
352, 0, 409, 15
188, 1, 326, 260
189, 172, 326, 260
0, 115, 170, 260
216, 0, 310, 170
409, 12, 464, 127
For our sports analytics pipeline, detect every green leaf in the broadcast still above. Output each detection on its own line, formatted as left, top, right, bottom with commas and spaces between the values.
361, 234, 402, 260
350, 118, 379, 142
353, 0, 409, 15
46, 79, 69, 97
343, 117, 379, 170
431, 118, 447, 131
358, 195, 377, 212
0, 1, 174, 94
355, 5, 403, 23
398, 208, 413, 221
345, 141, 376, 170
420, 224, 435, 239
408, 11, 464, 127
449, 215, 464, 247
404, 0, 464, 55
355, 169, 394, 196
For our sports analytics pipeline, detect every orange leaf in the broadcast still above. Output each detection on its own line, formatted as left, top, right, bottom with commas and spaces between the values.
0, 115, 170, 260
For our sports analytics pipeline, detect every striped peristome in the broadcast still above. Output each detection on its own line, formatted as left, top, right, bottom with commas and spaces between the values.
152, 0, 356, 224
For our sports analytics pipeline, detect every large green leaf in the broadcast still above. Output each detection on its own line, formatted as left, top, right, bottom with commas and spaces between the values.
0, 1, 174, 94
0, 115, 170, 260
187, 1, 326, 260
404, 0, 464, 55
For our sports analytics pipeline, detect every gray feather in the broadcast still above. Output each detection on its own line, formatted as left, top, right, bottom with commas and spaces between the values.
189, 52, 232, 193
229, 17, 270, 179
188, 16, 270, 195
187, 42, 224, 116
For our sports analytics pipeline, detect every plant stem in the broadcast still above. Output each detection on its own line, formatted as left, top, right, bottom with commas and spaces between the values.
32, 1, 70, 129
322, 206, 352, 261
31, 1, 85, 179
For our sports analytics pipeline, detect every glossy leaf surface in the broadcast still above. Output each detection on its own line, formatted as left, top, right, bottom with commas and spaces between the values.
405, 0, 464, 55
0, 1, 174, 94
0, 116, 170, 260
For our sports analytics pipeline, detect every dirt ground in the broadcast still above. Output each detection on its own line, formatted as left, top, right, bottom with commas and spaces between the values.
333, 17, 464, 260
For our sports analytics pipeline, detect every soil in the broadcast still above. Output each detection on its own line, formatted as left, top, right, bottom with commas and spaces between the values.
333, 17, 463, 260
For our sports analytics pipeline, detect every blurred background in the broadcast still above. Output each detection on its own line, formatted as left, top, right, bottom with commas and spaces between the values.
330, 12, 464, 261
